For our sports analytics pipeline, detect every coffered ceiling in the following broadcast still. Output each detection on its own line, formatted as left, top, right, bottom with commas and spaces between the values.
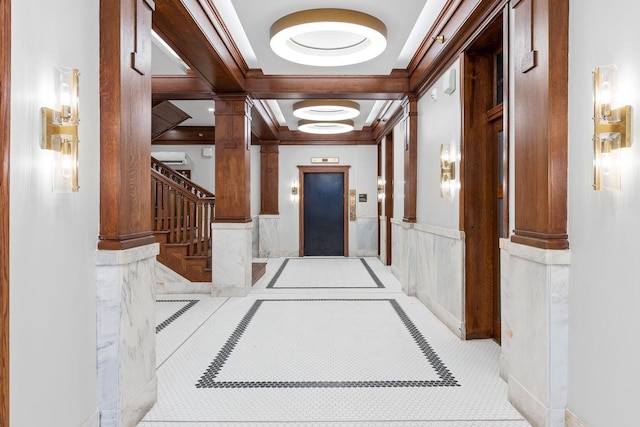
151, 0, 453, 136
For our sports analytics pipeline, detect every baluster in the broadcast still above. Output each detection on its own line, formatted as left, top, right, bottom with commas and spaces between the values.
162, 182, 169, 232
169, 188, 176, 243
189, 201, 195, 256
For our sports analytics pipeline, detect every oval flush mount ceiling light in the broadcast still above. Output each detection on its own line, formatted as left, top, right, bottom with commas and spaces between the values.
293, 100, 360, 121
298, 119, 355, 134
270, 9, 387, 67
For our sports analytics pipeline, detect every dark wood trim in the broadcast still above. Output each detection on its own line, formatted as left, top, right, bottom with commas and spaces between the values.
153, 0, 245, 92
502, 5, 511, 241
153, 126, 215, 145
409, 0, 508, 98
384, 133, 394, 266
245, 69, 408, 99
298, 166, 351, 257
460, 12, 505, 341
260, 143, 279, 215
251, 99, 279, 141
213, 95, 253, 223
511, 0, 569, 250
0, 0, 9, 422
377, 143, 382, 256
152, 74, 214, 101
279, 129, 376, 145
99, 0, 155, 250
402, 96, 418, 223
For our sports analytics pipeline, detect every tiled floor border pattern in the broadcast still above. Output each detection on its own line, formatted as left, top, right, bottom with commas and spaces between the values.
266, 258, 385, 289
156, 300, 200, 333
196, 299, 459, 389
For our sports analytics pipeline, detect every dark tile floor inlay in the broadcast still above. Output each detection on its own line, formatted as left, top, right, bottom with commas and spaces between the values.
156, 300, 199, 333
266, 258, 385, 289
196, 299, 459, 389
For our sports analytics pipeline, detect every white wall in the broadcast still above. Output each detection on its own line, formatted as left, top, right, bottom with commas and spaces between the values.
393, 122, 405, 220
152, 144, 215, 192
10, 0, 100, 425
567, 0, 640, 425
278, 145, 378, 257
416, 60, 461, 228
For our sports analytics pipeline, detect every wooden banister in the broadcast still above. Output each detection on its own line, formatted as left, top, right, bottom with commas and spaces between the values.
151, 157, 214, 259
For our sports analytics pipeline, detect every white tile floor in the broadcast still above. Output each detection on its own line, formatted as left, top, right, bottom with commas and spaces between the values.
141, 257, 530, 427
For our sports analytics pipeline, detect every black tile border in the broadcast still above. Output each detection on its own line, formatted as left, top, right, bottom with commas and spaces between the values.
196, 299, 459, 389
156, 299, 199, 333
266, 258, 385, 289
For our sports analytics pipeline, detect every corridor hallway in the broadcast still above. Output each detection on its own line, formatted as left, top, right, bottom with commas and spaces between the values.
141, 258, 530, 426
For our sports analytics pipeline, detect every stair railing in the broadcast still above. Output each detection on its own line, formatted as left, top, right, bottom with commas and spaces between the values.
151, 157, 214, 257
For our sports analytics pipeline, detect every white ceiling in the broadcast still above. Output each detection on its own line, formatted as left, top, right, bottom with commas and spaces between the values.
153, 0, 450, 130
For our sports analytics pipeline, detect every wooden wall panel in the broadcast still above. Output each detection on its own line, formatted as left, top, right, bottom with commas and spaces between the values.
403, 96, 418, 223
214, 96, 252, 222
260, 143, 279, 215
0, 0, 9, 422
384, 133, 394, 265
99, 0, 156, 249
511, 0, 569, 249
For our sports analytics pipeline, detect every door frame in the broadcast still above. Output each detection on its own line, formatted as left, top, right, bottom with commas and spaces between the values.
1, 0, 10, 422
298, 165, 350, 257
460, 10, 508, 341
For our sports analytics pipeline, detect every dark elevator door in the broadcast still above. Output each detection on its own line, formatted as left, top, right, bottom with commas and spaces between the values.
303, 172, 344, 256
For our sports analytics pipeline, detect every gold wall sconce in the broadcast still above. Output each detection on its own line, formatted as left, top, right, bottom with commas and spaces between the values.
291, 179, 299, 203
377, 176, 385, 202
440, 144, 456, 198
593, 65, 632, 191
41, 67, 80, 192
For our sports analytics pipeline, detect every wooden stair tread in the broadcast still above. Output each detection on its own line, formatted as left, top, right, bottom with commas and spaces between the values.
252, 262, 267, 286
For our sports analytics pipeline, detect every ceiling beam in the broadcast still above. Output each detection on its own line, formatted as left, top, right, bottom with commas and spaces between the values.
152, 74, 214, 101
153, 0, 246, 93
278, 127, 376, 145
245, 70, 409, 99
251, 100, 279, 141
152, 126, 215, 145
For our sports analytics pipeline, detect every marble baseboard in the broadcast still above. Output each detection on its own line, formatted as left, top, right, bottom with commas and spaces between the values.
509, 374, 547, 427
78, 412, 99, 427
356, 249, 378, 257
565, 409, 588, 427
121, 376, 157, 427
155, 262, 188, 284
157, 282, 211, 294
259, 215, 280, 258
415, 292, 463, 339
500, 353, 510, 383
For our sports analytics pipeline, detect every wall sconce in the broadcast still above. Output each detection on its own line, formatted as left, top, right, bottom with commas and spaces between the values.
440, 144, 456, 198
593, 65, 632, 191
41, 67, 80, 192
291, 179, 299, 203
377, 176, 385, 201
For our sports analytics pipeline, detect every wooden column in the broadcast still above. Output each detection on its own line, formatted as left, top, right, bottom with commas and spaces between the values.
511, 0, 569, 249
403, 95, 418, 223
214, 95, 253, 222
260, 142, 279, 215
0, 0, 10, 422
99, 0, 156, 249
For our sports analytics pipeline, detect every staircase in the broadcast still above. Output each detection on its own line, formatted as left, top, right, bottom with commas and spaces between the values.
151, 157, 214, 282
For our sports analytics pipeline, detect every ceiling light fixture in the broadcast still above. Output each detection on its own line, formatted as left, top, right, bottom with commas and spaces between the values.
293, 100, 360, 121
270, 8, 387, 67
298, 119, 355, 134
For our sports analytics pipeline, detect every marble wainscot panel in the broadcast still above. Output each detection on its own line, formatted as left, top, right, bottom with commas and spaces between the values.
252, 215, 259, 258
414, 223, 465, 339
390, 218, 416, 295
379, 215, 388, 265
499, 238, 511, 382
155, 262, 211, 294
502, 240, 570, 427
96, 243, 159, 427
211, 221, 253, 296
258, 214, 280, 258
356, 216, 378, 257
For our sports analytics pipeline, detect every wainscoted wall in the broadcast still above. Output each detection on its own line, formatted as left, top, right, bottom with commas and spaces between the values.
252, 214, 260, 258
414, 224, 464, 339
356, 216, 378, 256
258, 214, 280, 258
501, 241, 570, 427
96, 244, 159, 427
